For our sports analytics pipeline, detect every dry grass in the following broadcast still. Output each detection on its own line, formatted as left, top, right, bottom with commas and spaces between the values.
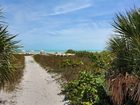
4, 54, 25, 91
33, 51, 112, 82
34, 55, 84, 81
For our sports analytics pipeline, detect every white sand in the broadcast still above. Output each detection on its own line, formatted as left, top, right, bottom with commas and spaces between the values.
0, 56, 65, 105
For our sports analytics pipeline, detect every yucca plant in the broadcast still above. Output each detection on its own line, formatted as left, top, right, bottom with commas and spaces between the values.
0, 10, 19, 89
108, 8, 140, 105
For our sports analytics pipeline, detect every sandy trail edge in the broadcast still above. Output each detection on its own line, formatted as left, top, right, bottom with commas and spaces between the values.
0, 56, 65, 105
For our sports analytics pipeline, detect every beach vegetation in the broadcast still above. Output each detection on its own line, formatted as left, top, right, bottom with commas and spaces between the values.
62, 71, 111, 105
107, 8, 140, 105
34, 51, 112, 81
33, 7, 140, 105
0, 9, 24, 90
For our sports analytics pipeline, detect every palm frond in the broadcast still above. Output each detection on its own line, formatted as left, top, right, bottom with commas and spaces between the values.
108, 8, 140, 105
0, 9, 19, 89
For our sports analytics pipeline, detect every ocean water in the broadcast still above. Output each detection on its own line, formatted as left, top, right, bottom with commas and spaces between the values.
17, 49, 101, 54
32, 50, 66, 53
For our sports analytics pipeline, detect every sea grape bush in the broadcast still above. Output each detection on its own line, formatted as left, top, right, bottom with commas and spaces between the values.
62, 71, 110, 105
89, 51, 112, 73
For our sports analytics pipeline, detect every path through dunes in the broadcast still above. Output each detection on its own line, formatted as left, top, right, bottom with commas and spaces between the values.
0, 56, 65, 105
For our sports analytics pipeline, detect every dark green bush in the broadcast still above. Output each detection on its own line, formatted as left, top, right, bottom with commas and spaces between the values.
66, 49, 76, 54
62, 71, 110, 105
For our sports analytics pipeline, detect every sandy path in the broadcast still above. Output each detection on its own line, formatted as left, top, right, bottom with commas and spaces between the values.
0, 56, 65, 105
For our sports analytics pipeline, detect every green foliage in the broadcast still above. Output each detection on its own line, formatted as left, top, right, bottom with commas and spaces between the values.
62, 71, 110, 105
107, 8, 140, 105
66, 49, 76, 54
75, 51, 92, 58
66, 50, 93, 57
108, 8, 140, 75
61, 59, 73, 67
0, 9, 19, 89
89, 51, 112, 72
61, 59, 84, 68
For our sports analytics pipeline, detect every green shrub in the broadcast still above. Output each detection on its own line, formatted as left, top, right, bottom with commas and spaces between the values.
62, 71, 110, 105
75, 51, 92, 58
65, 49, 76, 54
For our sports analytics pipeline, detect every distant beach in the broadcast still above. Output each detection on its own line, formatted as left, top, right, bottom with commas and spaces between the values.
18, 49, 102, 54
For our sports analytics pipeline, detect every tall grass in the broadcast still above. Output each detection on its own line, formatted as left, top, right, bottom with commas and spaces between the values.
4, 54, 25, 91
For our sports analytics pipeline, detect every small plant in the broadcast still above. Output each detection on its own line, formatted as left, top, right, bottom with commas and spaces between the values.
61, 59, 84, 68
61, 59, 73, 67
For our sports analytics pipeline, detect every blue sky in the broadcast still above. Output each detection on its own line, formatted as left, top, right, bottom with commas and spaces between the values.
1, 0, 140, 50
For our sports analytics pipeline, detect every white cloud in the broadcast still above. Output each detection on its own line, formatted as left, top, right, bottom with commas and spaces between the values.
47, 1, 92, 16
